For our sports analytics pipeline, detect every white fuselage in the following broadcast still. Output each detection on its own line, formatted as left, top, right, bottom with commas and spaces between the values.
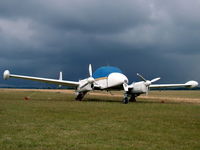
78, 72, 128, 92
97, 72, 128, 89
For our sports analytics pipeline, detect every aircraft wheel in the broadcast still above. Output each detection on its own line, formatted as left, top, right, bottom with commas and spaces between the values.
129, 96, 136, 102
75, 92, 86, 101
123, 97, 129, 104
75, 98, 82, 101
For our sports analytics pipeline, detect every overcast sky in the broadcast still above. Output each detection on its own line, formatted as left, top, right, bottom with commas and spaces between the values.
0, 0, 200, 87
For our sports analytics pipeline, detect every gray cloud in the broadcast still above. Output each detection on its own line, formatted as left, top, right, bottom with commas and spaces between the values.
0, 0, 200, 87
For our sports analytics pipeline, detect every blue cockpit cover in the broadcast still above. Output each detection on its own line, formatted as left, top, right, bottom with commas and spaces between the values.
92, 66, 122, 79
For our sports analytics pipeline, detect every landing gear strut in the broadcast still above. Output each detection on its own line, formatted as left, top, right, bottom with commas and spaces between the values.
75, 92, 87, 101
129, 95, 136, 102
123, 97, 129, 104
123, 94, 137, 104
123, 93, 129, 104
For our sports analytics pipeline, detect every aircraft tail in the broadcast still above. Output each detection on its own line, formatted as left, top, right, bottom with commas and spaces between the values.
58, 71, 63, 88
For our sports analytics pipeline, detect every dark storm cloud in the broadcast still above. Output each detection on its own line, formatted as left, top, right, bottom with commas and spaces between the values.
0, 0, 200, 87
0, 0, 150, 33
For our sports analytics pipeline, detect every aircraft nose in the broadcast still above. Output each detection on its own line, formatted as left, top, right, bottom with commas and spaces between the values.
107, 73, 128, 87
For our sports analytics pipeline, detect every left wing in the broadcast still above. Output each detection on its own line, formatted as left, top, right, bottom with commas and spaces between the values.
3, 70, 79, 87
150, 81, 198, 89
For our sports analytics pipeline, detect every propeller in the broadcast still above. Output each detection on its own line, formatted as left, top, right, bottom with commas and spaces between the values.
136, 73, 146, 82
123, 82, 129, 92
80, 64, 96, 89
137, 73, 160, 95
89, 64, 92, 77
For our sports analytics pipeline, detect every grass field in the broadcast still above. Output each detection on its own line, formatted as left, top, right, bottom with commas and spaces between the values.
0, 89, 200, 150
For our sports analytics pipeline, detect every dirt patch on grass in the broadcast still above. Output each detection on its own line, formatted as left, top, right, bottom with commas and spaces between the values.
1, 88, 200, 104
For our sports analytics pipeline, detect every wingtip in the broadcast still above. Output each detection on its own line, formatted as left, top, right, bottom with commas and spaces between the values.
185, 80, 198, 88
3, 70, 10, 80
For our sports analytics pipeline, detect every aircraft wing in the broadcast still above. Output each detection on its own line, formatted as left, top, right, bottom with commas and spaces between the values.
150, 81, 198, 89
3, 70, 79, 87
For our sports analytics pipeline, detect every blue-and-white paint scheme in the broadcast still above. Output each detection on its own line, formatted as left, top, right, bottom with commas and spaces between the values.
77, 66, 128, 92
92, 66, 128, 89
3, 64, 198, 104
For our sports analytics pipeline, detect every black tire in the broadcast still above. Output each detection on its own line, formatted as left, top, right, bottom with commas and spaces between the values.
129, 96, 136, 102
75, 93, 84, 101
123, 98, 129, 104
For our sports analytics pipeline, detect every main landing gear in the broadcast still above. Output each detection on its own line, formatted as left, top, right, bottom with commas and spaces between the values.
123, 97, 129, 104
75, 92, 87, 101
129, 95, 136, 102
123, 94, 137, 104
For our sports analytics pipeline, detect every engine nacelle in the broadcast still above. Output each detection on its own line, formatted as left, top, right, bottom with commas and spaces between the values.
78, 79, 93, 92
129, 81, 148, 94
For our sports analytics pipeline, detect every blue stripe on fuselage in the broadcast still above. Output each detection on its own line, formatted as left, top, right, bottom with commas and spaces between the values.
92, 66, 122, 79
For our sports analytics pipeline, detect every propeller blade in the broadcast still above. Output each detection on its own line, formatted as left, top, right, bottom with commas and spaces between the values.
89, 64, 92, 77
80, 77, 95, 89
87, 77, 95, 83
79, 64, 96, 89
79, 64, 100, 90
145, 77, 160, 96
146, 87, 149, 96
137, 73, 146, 82
136, 74, 160, 96
145, 80, 151, 86
123, 83, 129, 92
80, 82, 89, 89
151, 77, 160, 83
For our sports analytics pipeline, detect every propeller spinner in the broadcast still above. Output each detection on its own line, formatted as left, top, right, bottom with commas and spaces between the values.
79, 64, 96, 89
137, 73, 160, 95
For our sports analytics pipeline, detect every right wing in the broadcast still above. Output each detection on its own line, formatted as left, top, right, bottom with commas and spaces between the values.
3, 70, 79, 87
150, 81, 198, 89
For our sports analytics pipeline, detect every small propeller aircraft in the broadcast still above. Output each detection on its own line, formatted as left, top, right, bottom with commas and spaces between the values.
3, 64, 198, 104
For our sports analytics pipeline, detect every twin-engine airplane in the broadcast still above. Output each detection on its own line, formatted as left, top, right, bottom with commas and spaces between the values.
3, 64, 198, 104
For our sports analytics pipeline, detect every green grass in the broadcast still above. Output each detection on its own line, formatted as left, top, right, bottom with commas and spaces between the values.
148, 90, 200, 99
0, 90, 200, 150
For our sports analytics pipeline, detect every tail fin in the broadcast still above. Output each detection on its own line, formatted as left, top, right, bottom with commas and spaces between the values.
58, 71, 63, 88
59, 71, 63, 80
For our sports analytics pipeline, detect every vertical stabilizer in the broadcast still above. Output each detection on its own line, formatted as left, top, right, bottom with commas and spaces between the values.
59, 71, 63, 88
59, 71, 63, 80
